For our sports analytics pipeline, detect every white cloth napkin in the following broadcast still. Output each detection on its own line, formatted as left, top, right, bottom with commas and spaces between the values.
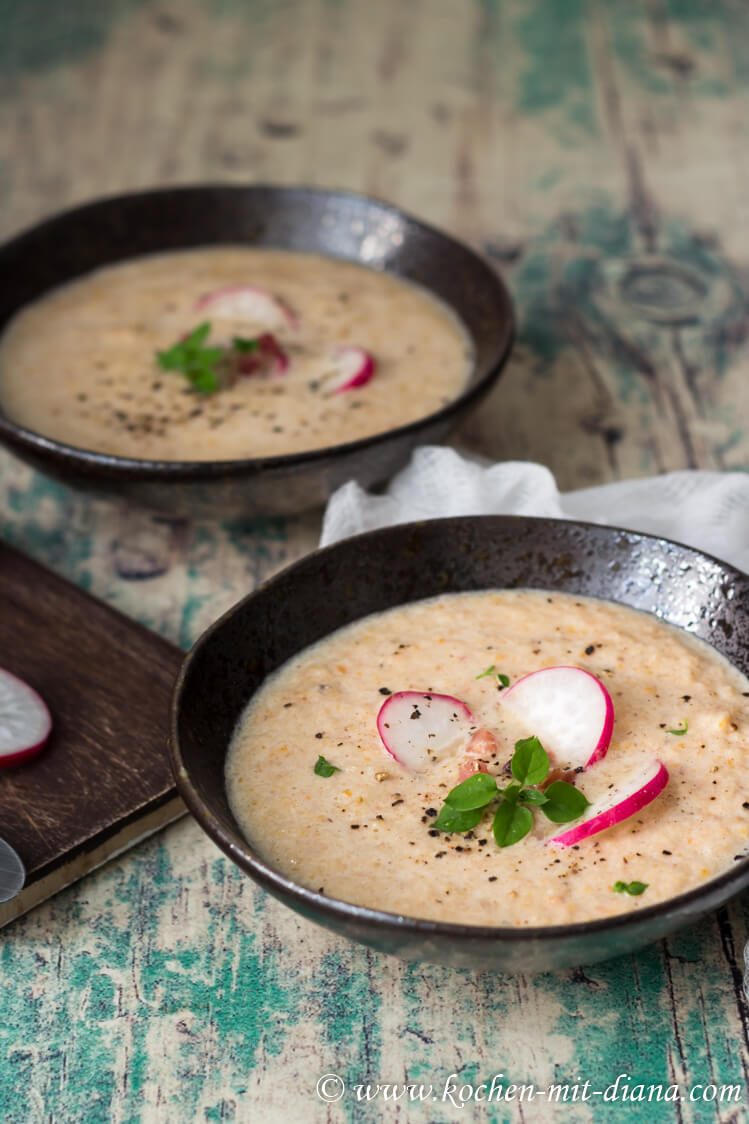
321, 445, 749, 574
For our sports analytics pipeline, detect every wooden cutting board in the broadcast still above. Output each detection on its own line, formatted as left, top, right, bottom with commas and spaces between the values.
0, 539, 184, 926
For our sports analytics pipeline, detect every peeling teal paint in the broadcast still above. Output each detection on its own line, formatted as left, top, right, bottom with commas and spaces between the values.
0, 0, 148, 80
604, 0, 749, 97
512, 197, 749, 425
536, 168, 564, 191
0, 471, 93, 576
512, 0, 598, 136
0, 835, 307, 1123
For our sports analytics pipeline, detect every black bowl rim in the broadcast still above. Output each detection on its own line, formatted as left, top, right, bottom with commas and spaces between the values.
170, 512, 749, 946
0, 183, 514, 481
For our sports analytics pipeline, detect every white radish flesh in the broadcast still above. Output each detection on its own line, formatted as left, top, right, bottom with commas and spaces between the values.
195, 285, 296, 329
548, 759, 669, 847
322, 347, 376, 394
377, 691, 475, 773
502, 666, 614, 770
0, 669, 52, 768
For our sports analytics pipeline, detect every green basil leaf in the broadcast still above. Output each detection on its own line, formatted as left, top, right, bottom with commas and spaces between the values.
444, 771, 498, 810
496, 673, 510, 688
155, 322, 223, 394
541, 781, 590, 823
511, 736, 550, 786
518, 788, 548, 806
233, 336, 258, 353
613, 880, 648, 896
189, 322, 212, 347
434, 804, 484, 833
313, 755, 340, 777
492, 800, 533, 848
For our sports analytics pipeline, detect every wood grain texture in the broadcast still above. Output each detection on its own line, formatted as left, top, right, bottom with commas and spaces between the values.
1, 1, 749, 1121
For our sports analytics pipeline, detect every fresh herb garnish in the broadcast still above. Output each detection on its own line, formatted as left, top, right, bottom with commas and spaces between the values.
314, 755, 340, 777
516, 787, 548, 806
475, 665, 511, 689
493, 799, 533, 847
542, 780, 590, 823
511, 735, 550, 786
156, 322, 224, 394
233, 336, 258, 353
613, 880, 648, 896
434, 736, 589, 848
156, 322, 262, 394
434, 804, 484, 832
666, 719, 689, 735
444, 770, 499, 810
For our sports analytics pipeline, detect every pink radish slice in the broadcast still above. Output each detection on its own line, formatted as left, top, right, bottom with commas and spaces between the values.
0, 668, 52, 768
195, 285, 297, 329
502, 666, 614, 770
323, 347, 376, 394
377, 691, 476, 773
236, 332, 289, 376
548, 759, 669, 848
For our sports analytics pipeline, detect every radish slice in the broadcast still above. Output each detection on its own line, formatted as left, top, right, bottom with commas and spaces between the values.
377, 691, 476, 773
548, 759, 669, 847
322, 347, 376, 394
502, 666, 614, 770
236, 332, 289, 376
195, 285, 296, 329
0, 669, 52, 768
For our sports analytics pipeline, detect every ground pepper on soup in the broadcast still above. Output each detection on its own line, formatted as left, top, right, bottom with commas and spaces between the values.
226, 589, 749, 927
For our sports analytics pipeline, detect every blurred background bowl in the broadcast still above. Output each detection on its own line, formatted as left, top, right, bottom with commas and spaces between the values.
0, 184, 514, 518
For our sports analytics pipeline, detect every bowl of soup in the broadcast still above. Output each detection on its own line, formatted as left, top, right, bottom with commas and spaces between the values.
170, 515, 749, 972
0, 186, 513, 517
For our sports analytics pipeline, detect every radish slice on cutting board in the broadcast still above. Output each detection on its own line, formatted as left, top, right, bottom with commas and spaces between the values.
0, 668, 52, 768
377, 691, 475, 773
502, 666, 614, 770
548, 759, 669, 847
195, 285, 297, 329
322, 347, 376, 394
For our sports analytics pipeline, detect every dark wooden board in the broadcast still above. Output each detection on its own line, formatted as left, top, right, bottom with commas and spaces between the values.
0, 539, 184, 925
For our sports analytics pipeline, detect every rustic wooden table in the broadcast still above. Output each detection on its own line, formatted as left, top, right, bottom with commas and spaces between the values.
2, 2, 749, 1121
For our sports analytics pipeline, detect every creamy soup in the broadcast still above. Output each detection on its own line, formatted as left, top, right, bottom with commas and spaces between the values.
226, 590, 749, 928
0, 248, 472, 460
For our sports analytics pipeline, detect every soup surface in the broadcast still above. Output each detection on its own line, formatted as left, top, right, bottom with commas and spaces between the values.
0, 247, 472, 460
226, 589, 749, 927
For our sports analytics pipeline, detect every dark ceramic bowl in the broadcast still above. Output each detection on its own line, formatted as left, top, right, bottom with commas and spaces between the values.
0, 186, 513, 518
170, 514, 749, 972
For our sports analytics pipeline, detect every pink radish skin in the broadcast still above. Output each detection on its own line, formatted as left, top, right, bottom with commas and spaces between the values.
323, 347, 376, 394
377, 691, 476, 773
502, 666, 614, 770
0, 668, 52, 769
236, 332, 289, 377
548, 760, 669, 848
195, 285, 297, 329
